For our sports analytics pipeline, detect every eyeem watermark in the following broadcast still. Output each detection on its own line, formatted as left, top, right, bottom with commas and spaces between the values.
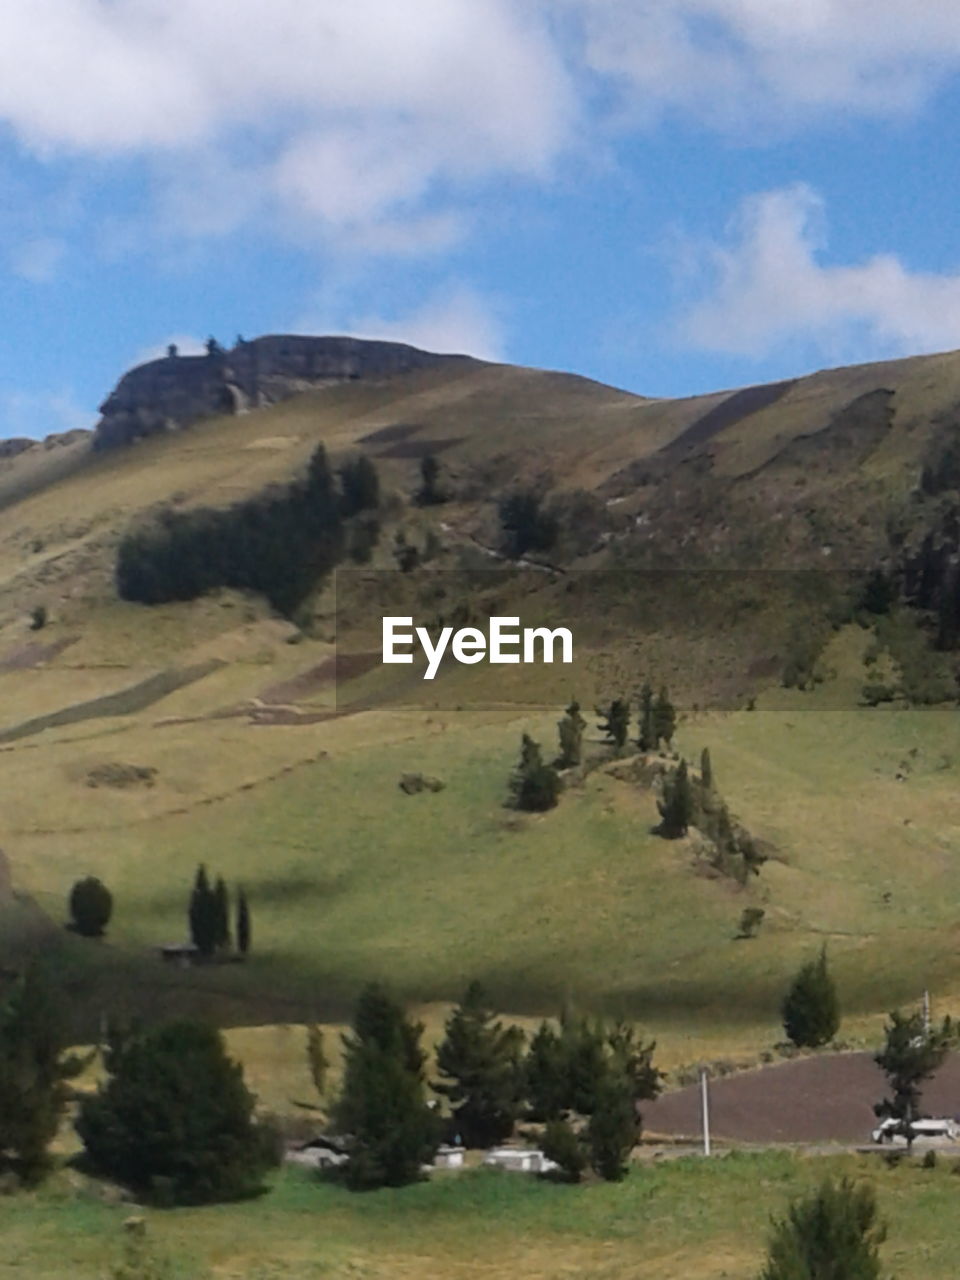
383, 616, 574, 680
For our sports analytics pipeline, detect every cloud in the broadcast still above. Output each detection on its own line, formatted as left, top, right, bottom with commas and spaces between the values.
677, 184, 960, 363
0, 1, 573, 243
300, 286, 506, 361
132, 334, 208, 367
569, 1, 960, 126
9, 237, 65, 283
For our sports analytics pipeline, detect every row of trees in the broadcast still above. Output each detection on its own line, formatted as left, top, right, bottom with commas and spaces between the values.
331, 981, 662, 1189
116, 445, 379, 617
189, 865, 250, 958
596, 683, 676, 753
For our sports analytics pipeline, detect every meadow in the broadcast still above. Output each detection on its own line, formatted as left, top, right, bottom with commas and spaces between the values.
2, 1151, 958, 1279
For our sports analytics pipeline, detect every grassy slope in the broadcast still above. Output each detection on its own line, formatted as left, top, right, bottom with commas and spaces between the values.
1, 1153, 958, 1278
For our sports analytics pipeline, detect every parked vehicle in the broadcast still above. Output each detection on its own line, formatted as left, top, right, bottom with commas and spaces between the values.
871, 1116, 960, 1145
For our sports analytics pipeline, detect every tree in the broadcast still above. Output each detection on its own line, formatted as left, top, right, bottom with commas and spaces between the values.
339, 455, 380, 516
700, 747, 713, 792
0, 964, 79, 1183
587, 1074, 636, 1181
509, 733, 561, 812
556, 699, 586, 769
596, 698, 630, 752
737, 907, 765, 940
653, 686, 676, 748
498, 489, 558, 558
657, 759, 693, 838
213, 877, 231, 952
236, 889, 251, 958
782, 948, 840, 1049
416, 454, 446, 506
76, 1020, 276, 1205
562, 1013, 610, 1116
334, 984, 438, 1189
605, 1021, 663, 1125
524, 1022, 569, 1122
541, 1118, 586, 1183
306, 1025, 329, 1103
29, 604, 47, 631
759, 1176, 887, 1280
637, 682, 657, 752
874, 1008, 954, 1151
434, 981, 524, 1148
188, 865, 217, 958
68, 876, 113, 938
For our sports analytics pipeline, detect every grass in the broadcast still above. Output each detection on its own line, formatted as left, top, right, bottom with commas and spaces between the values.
2, 1151, 960, 1278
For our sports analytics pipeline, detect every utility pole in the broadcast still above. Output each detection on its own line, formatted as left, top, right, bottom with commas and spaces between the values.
923, 989, 931, 1035
700, 1066, 711, 1157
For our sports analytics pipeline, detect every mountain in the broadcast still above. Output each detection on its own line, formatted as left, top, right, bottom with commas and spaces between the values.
1, 337, 960, 1052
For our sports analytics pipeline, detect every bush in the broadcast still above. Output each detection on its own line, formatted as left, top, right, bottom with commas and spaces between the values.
759, 1176, 886, 1280
781, 948, 840, 1049
541, 1119, 586, 1182
29, 605, 47, 631
68, 876, 113, 938
76, 1021, 276, 1204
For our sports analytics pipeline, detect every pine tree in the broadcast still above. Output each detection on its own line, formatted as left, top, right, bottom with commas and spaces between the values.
562, 1013, 609, 1116
306, 1025, 329, 1102
653, 686, 676, 748
68, 876, 113, 938
637, 682, 657, 752
782, 948, 840, 1049
213, 877, 231, 952
657, 759, 693, 838
606, 1022, 663, 1129
416, 455, 446, 506
524, 1022, 569, 1121
510, 734, 561, 812
596, 698, 630, 751
700, 747, 713, 792
556, 699, 586, 769
339, 455, 380, 516
76, 1020, 276, 1205
333, 984, 438, 1189
188, 865, 217, 958
587, 1074, 636, 1182
874, 1008, 954, 1151
0, 964, 79, 1184
760, 1177, 887, 1280
434, 981, 524, 1147
236, 889, 251, 958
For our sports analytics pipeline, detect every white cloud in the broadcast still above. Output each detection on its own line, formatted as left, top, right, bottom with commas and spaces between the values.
300, 286, 506, 361
0, 1, 573, 242
132, 334, 208, 367
677, 184, 960, 362
569, 1, 960, 126
9, 237, 65, 283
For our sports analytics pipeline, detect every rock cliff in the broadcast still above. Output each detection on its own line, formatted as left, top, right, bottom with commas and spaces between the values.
93, 334, 471, 449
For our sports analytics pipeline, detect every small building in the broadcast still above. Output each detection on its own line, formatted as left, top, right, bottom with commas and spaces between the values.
482, 1147, 558, 1175
158, 943, 199, 969
432, 1145, 466, 1170
285, 1135, 350, 1170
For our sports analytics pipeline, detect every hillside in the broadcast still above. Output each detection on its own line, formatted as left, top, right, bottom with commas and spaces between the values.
0, 337, 959, 1063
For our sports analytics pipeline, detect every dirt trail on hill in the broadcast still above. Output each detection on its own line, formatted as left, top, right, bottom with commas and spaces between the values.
644, 1052, 960, 1143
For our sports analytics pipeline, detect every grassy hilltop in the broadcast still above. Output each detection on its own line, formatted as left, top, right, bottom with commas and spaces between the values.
0, 340, 959, 1068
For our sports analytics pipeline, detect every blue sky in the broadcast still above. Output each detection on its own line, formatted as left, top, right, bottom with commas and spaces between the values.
4, 2, 960, 438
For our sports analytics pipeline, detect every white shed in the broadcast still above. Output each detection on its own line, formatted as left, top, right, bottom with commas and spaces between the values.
482, 1147, 558, 1174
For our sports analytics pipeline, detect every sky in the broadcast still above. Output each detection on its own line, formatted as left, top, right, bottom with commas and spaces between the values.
4, 1, 960, 438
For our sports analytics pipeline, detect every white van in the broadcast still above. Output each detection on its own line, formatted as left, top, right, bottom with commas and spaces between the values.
871, 1117, 960, 1145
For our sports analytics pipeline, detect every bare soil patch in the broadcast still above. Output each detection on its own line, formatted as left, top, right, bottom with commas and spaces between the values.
0, 636, 77, 670
260, 651, 380, 703
644, 1052, 960, 1143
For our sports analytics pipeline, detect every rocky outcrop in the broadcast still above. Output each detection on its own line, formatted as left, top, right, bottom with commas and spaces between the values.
94, 334, 471, 450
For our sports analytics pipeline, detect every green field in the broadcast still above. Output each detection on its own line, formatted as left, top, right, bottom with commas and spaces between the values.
2, 1152, 957, 1279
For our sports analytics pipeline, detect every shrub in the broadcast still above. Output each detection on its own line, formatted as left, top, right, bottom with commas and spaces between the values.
76, 1020, 276, 1205
68, 876, 113, 938
781, 948, 840, 1049
541, 1119, 586, 1182
29, 605, 47, 631
759, 1176, 887, 1280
